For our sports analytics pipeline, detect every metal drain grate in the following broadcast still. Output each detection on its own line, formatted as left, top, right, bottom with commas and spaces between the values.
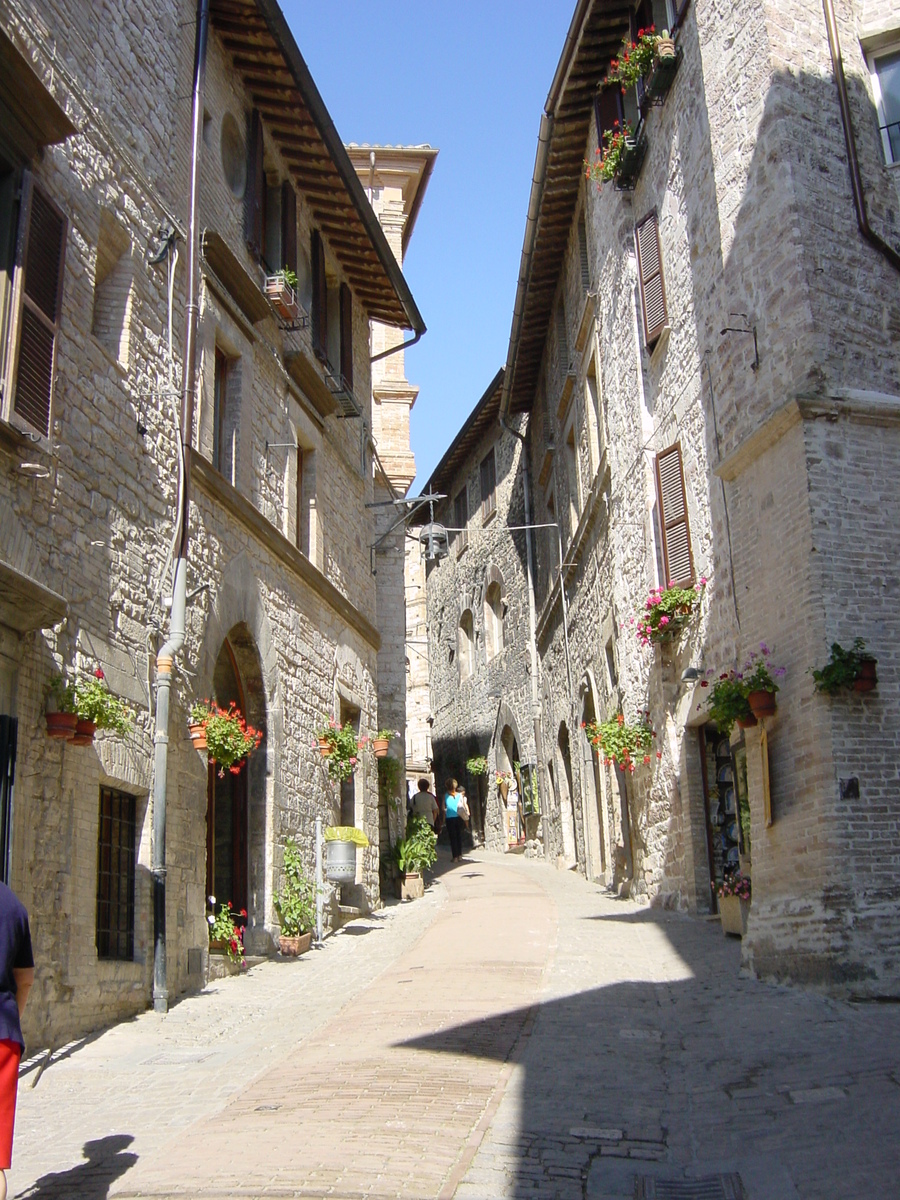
635, 1175, 746, 1200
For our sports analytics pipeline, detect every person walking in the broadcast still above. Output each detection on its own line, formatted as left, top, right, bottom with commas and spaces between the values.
412, 778, 439, 828
0, 881, 33, 1200
444, 778, 464, 863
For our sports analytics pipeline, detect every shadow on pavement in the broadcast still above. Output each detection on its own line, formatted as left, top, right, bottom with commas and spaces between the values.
15, 1135, 137, 1199
399, 905, 900, 1199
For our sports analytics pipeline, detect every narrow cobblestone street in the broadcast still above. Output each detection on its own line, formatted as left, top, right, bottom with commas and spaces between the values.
10, 852, 900, 1199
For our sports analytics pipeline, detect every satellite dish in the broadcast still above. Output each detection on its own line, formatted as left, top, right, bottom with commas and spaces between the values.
419, 522, 449, 561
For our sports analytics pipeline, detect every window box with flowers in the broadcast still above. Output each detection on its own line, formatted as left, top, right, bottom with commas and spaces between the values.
717, 874, 751, 937
634, 580, 706, 646
190, 701, 263, 776
315, 720, 365, 782
264, 267, 301, 323
206, 897, 246, 967
583, 711, 660, 773
606, 27, 681, 105
585, 121, 648, 192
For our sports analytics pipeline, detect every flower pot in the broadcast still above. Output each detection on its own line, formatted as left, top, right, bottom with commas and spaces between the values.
208, 938, 228, 953
279, 931, 313, 956
264, 275, 300, 322
71, 718, 96, 746
189, 722, 208, 750
45, 712, 78, 740
372, 738, 390, 758
325, 838, 357, 883
747, 689, 777, 719
736, 712, 758, 729
614, 131, 648, 191
399, 872, 424, 901
318, 738, 331, 758
719, 895, 750, 937
853, 660, 877, 693
655, 36, 676, 59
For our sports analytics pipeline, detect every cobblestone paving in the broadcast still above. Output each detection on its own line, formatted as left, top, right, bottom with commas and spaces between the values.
9, 852, 900, 1199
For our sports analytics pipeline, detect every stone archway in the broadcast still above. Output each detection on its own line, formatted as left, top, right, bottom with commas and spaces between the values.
556, 723, 577, 869
580, 674, 609, 882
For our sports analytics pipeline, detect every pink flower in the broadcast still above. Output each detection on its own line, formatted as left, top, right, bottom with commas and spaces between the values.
659, 616, 670, 627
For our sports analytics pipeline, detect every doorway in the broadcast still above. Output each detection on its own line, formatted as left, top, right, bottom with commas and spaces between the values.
556, 723, 577, 868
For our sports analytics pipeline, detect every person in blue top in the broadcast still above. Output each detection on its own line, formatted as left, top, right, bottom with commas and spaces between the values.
444, 778, 464, 862
0, 881, 33, 1200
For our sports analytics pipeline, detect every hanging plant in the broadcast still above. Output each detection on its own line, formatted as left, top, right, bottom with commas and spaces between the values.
315, 720, 365, 782
701, 670, 752, 738
633, 580, 706, 645
583, 711, 659, 773
75, 667, 135, 737
466, 755, 488, 776
813, 639, 877, 694
191, 701, 262, 776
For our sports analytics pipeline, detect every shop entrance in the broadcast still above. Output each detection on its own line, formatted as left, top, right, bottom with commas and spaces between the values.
698, 724, 751, 913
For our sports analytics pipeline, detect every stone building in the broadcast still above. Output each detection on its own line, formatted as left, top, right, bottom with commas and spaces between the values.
429, 0, 900, 992
0, 0, 423, 1045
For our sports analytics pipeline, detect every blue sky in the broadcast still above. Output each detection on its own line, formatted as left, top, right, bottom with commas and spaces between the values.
282, 1, 574, 491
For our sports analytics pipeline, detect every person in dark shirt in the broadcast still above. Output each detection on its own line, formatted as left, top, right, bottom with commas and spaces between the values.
0, 881, 33, 1200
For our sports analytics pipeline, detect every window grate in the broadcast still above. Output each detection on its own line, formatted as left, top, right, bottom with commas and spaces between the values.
96, 786, 136, 961
635, 1174, 746, 1200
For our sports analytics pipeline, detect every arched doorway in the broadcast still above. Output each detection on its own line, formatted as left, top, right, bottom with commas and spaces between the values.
206, 627, 267, 933
556, 723, 577, 868
497, 724, 523, 848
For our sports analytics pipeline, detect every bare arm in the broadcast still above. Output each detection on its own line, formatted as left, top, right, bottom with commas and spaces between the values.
13, 967, 34, 1019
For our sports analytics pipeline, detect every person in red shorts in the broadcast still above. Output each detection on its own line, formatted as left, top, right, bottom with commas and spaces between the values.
0, 882, 33, 1200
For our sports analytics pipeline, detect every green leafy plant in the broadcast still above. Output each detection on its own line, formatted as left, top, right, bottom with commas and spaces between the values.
634, 580, 705, 645
583, 711, 658, 773
717, 874, 751, 901
192, 701, 263, 776
277, 267, 298, 289
466, 755, 488, 776
585, 120, 636, 184
74, 667, 135, 735
206, 896, 245, 964
394, 814, 437, 876
701, 671, 752, 738
374, 728, 400, 741
46, 673, 76, 714
316, 720, 365, 782
742, 646, 784, 694
323, 825, 369, 847
605, 26, 665, 90
377, 754, 401, 809
813, 639, 876, 694
273, 838, 315, 936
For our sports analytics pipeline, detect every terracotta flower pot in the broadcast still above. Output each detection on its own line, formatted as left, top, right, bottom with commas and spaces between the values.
372, 738, 390, 758
46, 712, 78, 740
318, 738, 331, 758
399, 872, 424, 901
853, 660, 877, 693
71, 718, 96, 746
747, 689, 777, 719
279, 931, 312, 956
736, 712, 758, 729
655, 36, 676, 59
189, 722, 207, 750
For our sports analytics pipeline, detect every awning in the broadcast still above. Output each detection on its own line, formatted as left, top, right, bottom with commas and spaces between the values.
0, 559, 67, 632
0, 30, 77, 159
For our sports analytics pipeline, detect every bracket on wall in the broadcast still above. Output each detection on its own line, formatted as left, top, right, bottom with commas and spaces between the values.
367, 492, 446, 576
720, 313, 760, 371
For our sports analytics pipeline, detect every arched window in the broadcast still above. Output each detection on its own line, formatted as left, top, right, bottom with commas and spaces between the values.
458, 610, 475, 680
484, 580, 504, 661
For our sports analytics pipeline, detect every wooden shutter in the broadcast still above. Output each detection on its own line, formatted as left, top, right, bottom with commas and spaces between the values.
480, 449, 496, 519
281, 180, 297, 276
593, 87, 624, 146
311, 229, 327, 363
454, 489, 468, 552
655, 443, 694, 586
5, 173, 67, 440
339, 281, 352, 388
635, 211, 667, 348
245, 108, 264, 259
556, 302, 569, 372
578, 216, 590, 291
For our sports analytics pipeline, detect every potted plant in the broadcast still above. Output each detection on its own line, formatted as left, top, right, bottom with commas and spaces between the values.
323, 825, 369, 883
264, 267, 300, 321
584, 120, 647, 191
701, 670, 753, 737
73, 667, 135, 744
394, 814, 437, 900
583, 711, 659, 773
605, 26, 664, 90
743, 645, 785, 719
813, 639, 877, 695
371, 728, 399, 759
188, 701, 209, 750
273, 838, 315, 955
466, 755, 488, 776
44, 674, 77, 740
717, 873, 751, 937
315, 720, 365, 782
206, 896, 246, 966
634, 579, 706, 645
191, 701, 262, 777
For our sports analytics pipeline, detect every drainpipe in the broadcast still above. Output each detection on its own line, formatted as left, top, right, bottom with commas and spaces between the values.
152, 0, 209, 1015
822, 0, 900, 275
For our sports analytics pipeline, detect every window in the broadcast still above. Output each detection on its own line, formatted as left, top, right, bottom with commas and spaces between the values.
585, 355, 604, 471
578, 215, 590, 292
311, 228, 328, 364
96, 786, 136, 961
2, 173, 67, 440
458, 610, 475, 681
871, 48, 900, 164
244, 108, 264, 260
635, 211, 668, 349
339, 281, 353, 388
91, 209, 133, 368
605, 636, 619, 689
295, 444, 311, 556
213, 347, 239, 485
484, 572, 504, 662
453, 488, 468, 554
564, 423, 580, 538
480, 448, 496, 521
654, 442, 694, 586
